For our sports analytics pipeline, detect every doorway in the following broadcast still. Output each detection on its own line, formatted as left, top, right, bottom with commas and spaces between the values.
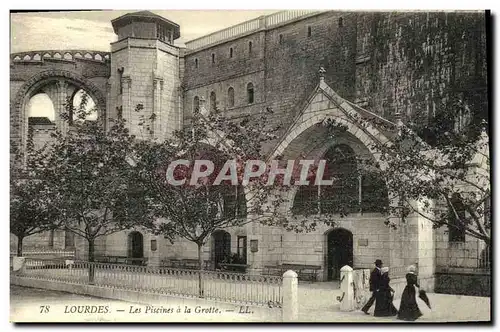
211, 230, 231, 269
326, 228, 353, 280
128, 231, 144, 265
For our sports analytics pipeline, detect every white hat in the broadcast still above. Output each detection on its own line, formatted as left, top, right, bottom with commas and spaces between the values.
407, 265, 416, 273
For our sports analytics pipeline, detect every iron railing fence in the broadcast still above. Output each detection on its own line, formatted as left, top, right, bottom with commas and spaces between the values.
17, 258, 283, 307
10, 248, 76, 257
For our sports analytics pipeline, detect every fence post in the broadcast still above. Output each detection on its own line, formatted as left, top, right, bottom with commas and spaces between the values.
12, 257, 26, 273
339, 265, 355, 311
282, 270, 298, 322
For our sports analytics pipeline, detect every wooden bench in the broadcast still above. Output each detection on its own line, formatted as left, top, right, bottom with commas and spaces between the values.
94, 256, 147, 266
161, 259, 212, 270
264, 264, 321, 282
282, 264, 321, 281
126, 257, 148, 266
219, 263, 249, 273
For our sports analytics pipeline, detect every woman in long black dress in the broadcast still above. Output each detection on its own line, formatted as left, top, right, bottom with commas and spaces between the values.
397, 265, 423, 321
374, 267, 398, 317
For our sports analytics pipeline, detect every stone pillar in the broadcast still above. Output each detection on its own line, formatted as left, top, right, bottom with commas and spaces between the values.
53, 80, 69, 134
148, 235, 161, 267
247, 219, 265, 275
339, 265, 355, 311
198, 96, 209, 116
12, 257, 26, 272
121, 74, 132, 129
282, 270, 298, 322
152, 78, 163, 140
105, 80, 112, 131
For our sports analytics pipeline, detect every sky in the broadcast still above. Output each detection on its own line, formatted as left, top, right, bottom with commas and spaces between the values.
11, 10, 278, 119
10, 10, 278, 53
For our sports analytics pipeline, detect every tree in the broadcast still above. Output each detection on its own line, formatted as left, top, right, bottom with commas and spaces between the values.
349, 89, 490, 246
132, 105, 306, 296
39, 95, 153, 282
10, 136, 58, 256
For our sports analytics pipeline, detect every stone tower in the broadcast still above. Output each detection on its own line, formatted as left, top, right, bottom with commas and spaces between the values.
109, 11, 183, 140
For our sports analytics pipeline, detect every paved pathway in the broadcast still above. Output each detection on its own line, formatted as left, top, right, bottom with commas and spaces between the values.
11, 284, 490, 323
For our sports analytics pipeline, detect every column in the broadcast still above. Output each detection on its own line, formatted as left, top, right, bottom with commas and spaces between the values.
152, 78, 163, 140
121, 73, 132, 129
247, 216, 265, 275
51, 80, 69, 134
105, 80, 112, 131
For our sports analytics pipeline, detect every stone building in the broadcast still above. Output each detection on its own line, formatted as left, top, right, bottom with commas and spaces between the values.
10, 10, 489, 292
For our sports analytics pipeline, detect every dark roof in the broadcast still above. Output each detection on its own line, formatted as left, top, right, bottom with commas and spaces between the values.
111, 11, 180, 40
28, 117, 54, 125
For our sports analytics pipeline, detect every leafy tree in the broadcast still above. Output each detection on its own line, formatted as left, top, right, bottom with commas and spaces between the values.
132, 106, 294, 296
347, 89, 490, 246
39, 95, 153, 282
10, 135, 58, 256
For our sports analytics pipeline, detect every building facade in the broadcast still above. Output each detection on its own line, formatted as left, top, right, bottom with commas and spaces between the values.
10, 10, 489, 290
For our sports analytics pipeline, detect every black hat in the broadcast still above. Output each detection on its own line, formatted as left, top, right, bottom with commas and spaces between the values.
375, 259, 383, 266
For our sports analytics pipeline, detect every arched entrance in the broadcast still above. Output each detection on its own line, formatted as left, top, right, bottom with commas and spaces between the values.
326, 228, 353, 280
211, 230, 231, 269
128, 231, 144, 265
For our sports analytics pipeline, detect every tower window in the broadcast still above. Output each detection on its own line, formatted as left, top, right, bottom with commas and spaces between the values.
229, 48, 233, 58
307, 26, 312, 37
211, 53, 215, 64
248, 41, 253, 54
228, 87, 235, 108
195, 58, 198, 69
117, 67, 124, 95
193, 96, 200, 112
339, 17, 344, 28
247, 83, 254, 104
210, 91, 217, 111
279, 34, 283, 44
157, 24, 169, 43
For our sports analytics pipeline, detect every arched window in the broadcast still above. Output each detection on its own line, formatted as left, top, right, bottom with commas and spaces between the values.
307, 26, 312, 37
292, 144, 358, 215
211, 53, 215, 64
195, 58, 198, 69
229, 47, 233, 58
193, 96, 200, 112
448, 193, 466, 242
320, 145, 359, 214
27, 93, 55, 122
248, 41, 253, 54
246, 83, 254, 104
72, 89, 97, 122
338, 17, 344, 28
210, 91, 217, 111
227, 87, 235, 108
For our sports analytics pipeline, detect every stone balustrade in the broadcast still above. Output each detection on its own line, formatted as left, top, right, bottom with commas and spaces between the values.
11, 50, 110, 63
185, 10, 321, 52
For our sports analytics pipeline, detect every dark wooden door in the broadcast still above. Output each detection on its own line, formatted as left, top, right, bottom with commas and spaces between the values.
213, 231, 231, 269
327, 228, 353, 280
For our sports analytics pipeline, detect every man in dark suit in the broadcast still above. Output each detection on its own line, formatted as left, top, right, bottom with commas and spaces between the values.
361, 259, 383, 314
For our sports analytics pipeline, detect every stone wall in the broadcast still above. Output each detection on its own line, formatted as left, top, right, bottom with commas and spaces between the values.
29, 124, 55, 151
183, 11, 487, 154
355, 11, 487, 124
435, 227, 489, 269
435, 271, 490, 296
